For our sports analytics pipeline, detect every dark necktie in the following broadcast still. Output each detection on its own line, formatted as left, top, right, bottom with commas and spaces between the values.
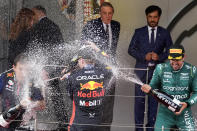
148, 28, 156, 68
106, 24, 109, 45
151, 28, 155, 44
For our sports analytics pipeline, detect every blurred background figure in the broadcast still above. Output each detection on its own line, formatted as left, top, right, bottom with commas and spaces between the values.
31, 5, 68, 131
8, 8, 35, 68
31, 5, 64, 49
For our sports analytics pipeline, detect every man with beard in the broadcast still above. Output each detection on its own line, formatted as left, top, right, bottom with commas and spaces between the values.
128, 5, 173, 131
141, 44, 197, 131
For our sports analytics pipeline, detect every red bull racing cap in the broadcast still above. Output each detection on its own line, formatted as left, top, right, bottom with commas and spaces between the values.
168, 44, 185, 60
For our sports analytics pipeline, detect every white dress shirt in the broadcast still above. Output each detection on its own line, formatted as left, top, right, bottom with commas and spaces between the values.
103, 23, 112, 48
148, 26, 158, 43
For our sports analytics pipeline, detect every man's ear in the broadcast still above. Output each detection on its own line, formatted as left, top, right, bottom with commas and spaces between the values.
181, 54, 185, 61
13, 65, 16, 71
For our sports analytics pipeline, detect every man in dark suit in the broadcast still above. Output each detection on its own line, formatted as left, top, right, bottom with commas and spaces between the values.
81, 2, 120, 61
81, 2, 120, 130
128, 5, 173, 131
31, 5, 67, 131
32, 6, 63, 48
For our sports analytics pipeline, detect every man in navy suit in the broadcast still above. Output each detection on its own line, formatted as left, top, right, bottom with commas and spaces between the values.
81, 2, 120, 130
128, 5, 173, 131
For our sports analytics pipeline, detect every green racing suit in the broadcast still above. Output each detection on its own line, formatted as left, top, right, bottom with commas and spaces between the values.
149, 62, 197, 131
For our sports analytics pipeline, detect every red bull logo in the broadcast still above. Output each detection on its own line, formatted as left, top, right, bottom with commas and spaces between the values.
78, 89, 105, 98
80, 81, 103, 90
78, 81, 104, 98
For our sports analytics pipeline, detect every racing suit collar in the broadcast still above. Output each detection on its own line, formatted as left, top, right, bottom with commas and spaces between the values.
84, 64, 94, 69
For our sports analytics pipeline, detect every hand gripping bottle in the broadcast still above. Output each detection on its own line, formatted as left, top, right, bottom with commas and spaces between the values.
149, 89, 182, 112
0, 104, 23, 127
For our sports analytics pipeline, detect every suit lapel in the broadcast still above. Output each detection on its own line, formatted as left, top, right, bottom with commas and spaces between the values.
144, 26, 149, 44
111, 22, 115, 38
155, 26, 161, 45
111, 21, 120, 44
111, 22, 119, 44
98, 18, 106, 35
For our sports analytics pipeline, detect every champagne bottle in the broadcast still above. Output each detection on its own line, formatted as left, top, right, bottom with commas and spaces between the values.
0, 104, 23, 127
149, 89, 182, 112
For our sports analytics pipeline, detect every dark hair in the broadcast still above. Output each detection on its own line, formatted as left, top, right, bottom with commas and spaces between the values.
99, 2, 114, 13
9, 8, 35, 40
78, 47, 96, 60
13, 53, 28, 66
145, 5, 162, 16
33, 5, 47, 15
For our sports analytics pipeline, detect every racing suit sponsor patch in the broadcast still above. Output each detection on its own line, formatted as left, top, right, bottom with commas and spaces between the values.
76, 74, 104, 80
172, 94, 188, 100
79, 99, 102, 107
163, 86, 188, 91
77, 89, 105, 98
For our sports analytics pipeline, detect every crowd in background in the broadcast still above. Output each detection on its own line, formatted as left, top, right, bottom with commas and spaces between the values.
0, 1, 197, 131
